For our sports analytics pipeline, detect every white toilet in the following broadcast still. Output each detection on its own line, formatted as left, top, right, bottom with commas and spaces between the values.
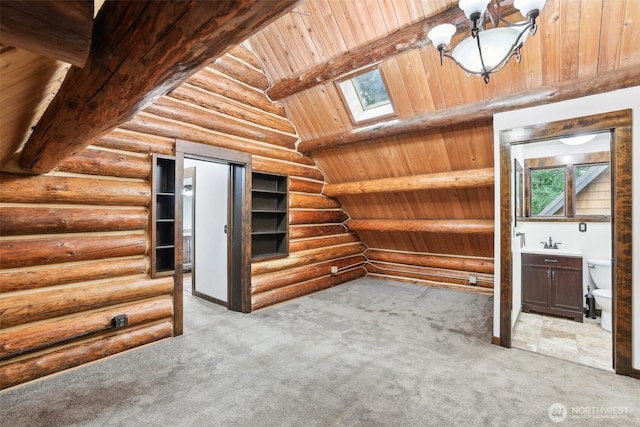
587, 258, 612, 331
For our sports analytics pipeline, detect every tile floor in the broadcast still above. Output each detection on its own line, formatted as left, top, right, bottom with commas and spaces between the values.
512, 311, 613, 372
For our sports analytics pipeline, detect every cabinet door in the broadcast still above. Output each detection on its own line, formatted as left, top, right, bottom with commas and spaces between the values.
551, 268, 582, 311
522, 264, 550, 307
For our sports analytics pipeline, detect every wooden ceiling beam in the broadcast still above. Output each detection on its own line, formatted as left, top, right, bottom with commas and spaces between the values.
347, 219, 494, 234
19, 0, 301, 174
0, 0, 94, 67
266, 1, 517, 100
298, 64, 640, 153
323, 168, 494, 197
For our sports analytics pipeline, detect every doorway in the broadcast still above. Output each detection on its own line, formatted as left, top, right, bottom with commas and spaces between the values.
183, 167, 194, 292
184, 158, 230, 305
509, 133, 613, 371
172, 140, 252, 336
499, 110, 633, 376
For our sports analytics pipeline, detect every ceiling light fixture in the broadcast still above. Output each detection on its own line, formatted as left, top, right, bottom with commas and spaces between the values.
559, 134, 598, 146
428, 0, 546, 84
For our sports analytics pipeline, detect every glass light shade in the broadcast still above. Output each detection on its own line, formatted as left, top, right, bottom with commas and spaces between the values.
559, 134, 597, 146
428, 24, 457, 47
451, 27, 527, 73
514, 0, 546, 17
458, 0, 491, 20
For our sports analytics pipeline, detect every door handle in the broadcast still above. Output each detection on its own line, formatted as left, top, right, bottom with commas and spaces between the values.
544, 259, 558, 263
224, 225, 227, 234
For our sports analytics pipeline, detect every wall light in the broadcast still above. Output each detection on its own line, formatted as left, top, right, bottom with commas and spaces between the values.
428, 0, 546, 83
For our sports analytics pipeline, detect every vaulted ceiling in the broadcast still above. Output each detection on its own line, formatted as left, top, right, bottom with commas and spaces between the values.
247, 0, 640, 258
249, 0, 639, 141
1, 0, 639, 261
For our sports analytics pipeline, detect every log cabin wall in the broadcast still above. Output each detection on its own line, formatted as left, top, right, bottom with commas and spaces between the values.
248, 0, 639, 293
0, 145, 172, 388
312, 122, 495, 293
0, 45, 363, 388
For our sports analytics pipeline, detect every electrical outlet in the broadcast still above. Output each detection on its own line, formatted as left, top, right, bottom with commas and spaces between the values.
330, 266, 338, 274
112, 314, 128, 329
469, 276, 477, 285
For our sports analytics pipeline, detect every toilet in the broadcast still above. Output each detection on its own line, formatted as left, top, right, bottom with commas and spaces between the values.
587, 258, 612, 331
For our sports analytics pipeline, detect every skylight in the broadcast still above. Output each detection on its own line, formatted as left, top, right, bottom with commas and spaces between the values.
336, 67, 395, 125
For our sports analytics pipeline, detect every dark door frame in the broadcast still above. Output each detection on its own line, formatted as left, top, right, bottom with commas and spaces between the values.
499, 110, 635, 377
173, 140, 252, 335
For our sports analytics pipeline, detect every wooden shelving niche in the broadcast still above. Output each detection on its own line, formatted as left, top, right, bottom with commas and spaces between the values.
152, 154, 176, 277
251, 172, 288, 259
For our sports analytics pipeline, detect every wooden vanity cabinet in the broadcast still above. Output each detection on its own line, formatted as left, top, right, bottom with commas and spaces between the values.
521, 253, 583, 322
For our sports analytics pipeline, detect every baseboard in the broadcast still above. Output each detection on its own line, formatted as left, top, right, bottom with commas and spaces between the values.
631, 368, 640, 380
491, 336, 501, 346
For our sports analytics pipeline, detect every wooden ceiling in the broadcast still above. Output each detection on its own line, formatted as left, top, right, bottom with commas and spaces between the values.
249, 0, 639, 142
247, 0, 639, 259
2, 0, 639, 262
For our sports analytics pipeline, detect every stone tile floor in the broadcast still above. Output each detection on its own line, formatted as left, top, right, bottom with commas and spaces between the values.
512, 311, 613, 372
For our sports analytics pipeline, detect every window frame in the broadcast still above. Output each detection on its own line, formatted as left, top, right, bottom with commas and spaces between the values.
523, 151, 610, 222
334, 64, 397, 127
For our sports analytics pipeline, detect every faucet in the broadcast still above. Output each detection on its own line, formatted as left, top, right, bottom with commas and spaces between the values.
541, 236, 561, 249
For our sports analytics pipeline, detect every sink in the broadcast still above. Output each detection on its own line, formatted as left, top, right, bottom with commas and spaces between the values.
521, 247, 583, 257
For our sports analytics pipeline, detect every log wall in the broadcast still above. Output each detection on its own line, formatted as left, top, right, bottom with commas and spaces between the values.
0, 46, 363, 388
364, 249, 494, 294
0, 146, 171, 388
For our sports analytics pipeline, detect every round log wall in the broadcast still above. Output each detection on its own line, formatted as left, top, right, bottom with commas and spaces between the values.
0, 45, 363, 388
0, 147, 172, 388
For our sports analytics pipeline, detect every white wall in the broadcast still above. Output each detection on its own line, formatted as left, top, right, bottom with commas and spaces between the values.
493, 86, 640, 369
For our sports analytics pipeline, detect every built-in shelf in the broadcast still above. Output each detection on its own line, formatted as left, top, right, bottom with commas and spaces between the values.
251, 172, 288, 259
152, 154, 176, 277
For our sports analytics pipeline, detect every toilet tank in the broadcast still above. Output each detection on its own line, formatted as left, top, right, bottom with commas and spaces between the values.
587, 258, 611, 290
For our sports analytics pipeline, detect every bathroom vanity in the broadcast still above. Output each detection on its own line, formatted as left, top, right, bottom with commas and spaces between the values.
521, 250, 583, 322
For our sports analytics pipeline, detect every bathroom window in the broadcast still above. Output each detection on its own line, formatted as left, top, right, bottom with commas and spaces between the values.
574, 163, 611, 217
335, 66, 396, 126
524, 151, 610, 221
530, 167, 565, 217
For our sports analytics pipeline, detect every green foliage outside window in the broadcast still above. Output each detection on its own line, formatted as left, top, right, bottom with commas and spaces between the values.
531, 168, 565, 216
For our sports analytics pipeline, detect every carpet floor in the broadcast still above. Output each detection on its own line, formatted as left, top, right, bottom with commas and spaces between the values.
1, 278, 638, 426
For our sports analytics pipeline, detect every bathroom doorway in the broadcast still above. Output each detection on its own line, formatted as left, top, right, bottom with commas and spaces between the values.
510, 134, 613, 371
498, 110, 634, 377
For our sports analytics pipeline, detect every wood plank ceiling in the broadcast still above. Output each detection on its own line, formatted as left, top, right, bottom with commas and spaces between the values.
1, 0, 638, 281
248, 0, 640, 260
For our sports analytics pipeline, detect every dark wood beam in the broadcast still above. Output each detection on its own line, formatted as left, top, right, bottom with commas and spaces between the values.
298, 65, 640, 153
266, 1, 516, 100
19, 0, 301, 174
0, 0, 93, 67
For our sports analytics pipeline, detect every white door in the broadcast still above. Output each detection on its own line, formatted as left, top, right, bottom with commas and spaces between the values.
185, 158, 229, 303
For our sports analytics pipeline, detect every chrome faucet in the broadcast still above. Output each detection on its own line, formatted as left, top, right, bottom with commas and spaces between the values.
541, 236, 561, 249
